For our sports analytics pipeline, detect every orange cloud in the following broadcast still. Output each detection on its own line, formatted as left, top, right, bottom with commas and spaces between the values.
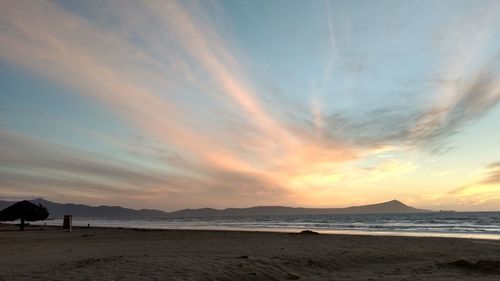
0, 1, 363, 208
3, 1, 498, 210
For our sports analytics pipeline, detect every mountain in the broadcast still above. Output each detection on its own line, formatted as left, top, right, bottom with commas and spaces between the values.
0, 199, 168, 219
0, 199, 430, 219
168, 200, 430, 217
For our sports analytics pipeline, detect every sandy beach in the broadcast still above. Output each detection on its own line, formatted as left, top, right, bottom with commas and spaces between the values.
1, 224, 499, 280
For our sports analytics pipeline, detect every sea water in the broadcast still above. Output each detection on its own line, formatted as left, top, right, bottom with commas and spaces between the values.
34, 211, 500, 239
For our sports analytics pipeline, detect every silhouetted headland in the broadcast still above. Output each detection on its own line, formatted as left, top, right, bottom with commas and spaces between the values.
0, 199, 430, 219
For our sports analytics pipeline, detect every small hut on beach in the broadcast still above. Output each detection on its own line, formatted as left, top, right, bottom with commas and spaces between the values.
0, 200, 49, 230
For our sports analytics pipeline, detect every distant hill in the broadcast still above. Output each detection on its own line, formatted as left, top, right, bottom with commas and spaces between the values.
0, 199, 168, 219
0, 199, 430, 219
168, 200, 430, 217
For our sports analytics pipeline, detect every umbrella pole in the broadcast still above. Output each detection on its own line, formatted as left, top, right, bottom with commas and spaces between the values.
20, 218, 25, 231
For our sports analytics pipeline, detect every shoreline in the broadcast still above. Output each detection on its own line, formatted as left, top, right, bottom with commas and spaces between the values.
2, 223, 500, 280
17, 219, 500, 240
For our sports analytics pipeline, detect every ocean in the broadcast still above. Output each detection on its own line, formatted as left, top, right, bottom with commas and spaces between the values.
35, 211, 500, 240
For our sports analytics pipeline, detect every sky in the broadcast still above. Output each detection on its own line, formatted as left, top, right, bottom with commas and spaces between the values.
1, 0, 500, 211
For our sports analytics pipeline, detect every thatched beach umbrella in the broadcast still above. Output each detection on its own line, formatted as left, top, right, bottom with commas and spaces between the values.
0, 200, 49, 231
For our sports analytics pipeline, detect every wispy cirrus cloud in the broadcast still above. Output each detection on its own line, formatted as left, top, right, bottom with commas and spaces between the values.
0, 0, 359, 207
0, 129, 169, 200
1, 0, 500, 209
323, 67, 500, 152
480, 162, 500, 185
439, 162, 500, 209
0, 128, 292, 209
0, 0, 258, 172
319, 1, 500, 152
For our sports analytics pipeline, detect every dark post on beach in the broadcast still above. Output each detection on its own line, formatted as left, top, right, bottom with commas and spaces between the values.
63, 215, 72, 232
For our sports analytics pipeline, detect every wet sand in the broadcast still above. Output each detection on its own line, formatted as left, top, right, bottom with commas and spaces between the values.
1, 224, 499, 280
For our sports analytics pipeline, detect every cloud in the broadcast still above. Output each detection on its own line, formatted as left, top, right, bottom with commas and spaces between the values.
1, 1, 500, 209
352, 159, 418, 183
0, 128, 293, 209
317, 2, 500, 153
0, 129, 170, 191
479, 162, 500, 185
0, 0, 361, 206
415, 161, 500, 211
446, 162, 500, 207
410, 68, 500, 149
0, 0, 261, 173
144, 0, 308, 157
321, 56, 500, 154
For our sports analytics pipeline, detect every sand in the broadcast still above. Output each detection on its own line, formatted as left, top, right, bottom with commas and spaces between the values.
1, 224, 499, 280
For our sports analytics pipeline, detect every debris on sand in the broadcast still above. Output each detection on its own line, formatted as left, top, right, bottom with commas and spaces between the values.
449, 259, 500, 274
300, 230, 319, 235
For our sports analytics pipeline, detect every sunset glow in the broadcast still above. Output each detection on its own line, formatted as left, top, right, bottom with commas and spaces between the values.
1, 0, 500, 211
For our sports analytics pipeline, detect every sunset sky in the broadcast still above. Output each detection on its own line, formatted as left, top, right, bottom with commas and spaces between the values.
1, 0, 500, 211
